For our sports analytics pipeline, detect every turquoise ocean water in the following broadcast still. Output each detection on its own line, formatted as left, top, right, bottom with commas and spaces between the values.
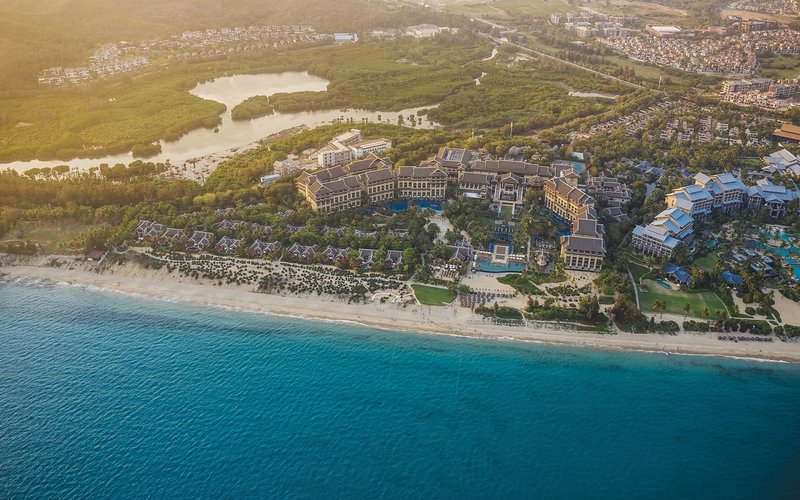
2, 280, 800, 498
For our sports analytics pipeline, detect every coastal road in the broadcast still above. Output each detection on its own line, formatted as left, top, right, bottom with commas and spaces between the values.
485, 34, 649, 92
461, 14, 659, 93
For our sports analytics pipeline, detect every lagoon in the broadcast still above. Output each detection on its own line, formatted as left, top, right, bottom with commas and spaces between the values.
1, 72, 438, 174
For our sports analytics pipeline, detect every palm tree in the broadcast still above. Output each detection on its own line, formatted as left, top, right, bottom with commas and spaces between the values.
683, 302, 691, 319
653, 300, 666, 319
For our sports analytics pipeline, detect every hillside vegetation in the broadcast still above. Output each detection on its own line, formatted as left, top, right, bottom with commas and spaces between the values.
0, 0, 450, 91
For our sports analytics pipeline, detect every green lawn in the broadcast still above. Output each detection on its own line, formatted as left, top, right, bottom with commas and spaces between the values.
639, 279, 727, 319
629, 262, 651, 283
412, 284, 456, 306
500, 204, 514, 220
693, 253, 718, 272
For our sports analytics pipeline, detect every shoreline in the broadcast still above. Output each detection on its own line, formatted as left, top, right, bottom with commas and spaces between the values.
3, 262, 800, 363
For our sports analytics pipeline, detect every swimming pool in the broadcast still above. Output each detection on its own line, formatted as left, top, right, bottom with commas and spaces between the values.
386, 200, 443, 213
476, 261, 527, 273
655, 279, 671, 289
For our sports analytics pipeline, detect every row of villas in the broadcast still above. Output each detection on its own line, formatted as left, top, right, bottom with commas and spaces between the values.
134, 220, 414, 268
631, 172, 800, 257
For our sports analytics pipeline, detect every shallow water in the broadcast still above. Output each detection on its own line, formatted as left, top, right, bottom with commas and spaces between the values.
2, 72, 437, 172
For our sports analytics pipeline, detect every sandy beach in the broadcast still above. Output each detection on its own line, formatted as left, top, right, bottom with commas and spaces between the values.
3, 258, 800, 363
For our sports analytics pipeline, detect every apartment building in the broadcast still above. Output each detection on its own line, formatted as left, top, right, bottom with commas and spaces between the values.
560, 217, 606, 272
652, 208, 694, 242
297, 154, 392, 213
434, 147, 475, 180
544, 178, 595, 224
359, 168, 396, 204
630, 224, 681, 258
397, 166, 447, 200
544, 176, 606, 270
665, 184, 714, 218
316, 129, 392, 168
693, 173, 747, 212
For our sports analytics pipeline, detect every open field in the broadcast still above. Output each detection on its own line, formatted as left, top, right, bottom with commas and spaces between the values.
757, 54, 800, 80
1, 221, 93, 252
412, 284, 456, 305
440, 0, 570, 17
639, 279, 727, 319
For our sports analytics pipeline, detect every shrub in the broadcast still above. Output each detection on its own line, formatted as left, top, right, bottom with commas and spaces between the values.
684, 320, 710, 332
745, 306, 756, 315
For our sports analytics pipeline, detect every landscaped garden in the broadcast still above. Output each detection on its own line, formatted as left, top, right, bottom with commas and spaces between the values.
638, 279, 727, 319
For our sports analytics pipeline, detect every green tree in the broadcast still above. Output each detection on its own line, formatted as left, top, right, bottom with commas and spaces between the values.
652, 300, 666, 319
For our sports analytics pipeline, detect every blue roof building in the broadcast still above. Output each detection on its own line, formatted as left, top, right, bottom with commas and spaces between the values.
720, 271, 743, 285
665, 263, 690, 284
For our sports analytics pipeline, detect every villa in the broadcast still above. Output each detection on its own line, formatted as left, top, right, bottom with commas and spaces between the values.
356, 248, 376, 268
187, 231, 214, 252
248, 240, 281, 257
384, 250, 404, 270
285, 243, 319, 262
746, 179, 800, 218
215, 236, 243, 254
159, 228, 183, 245
321, 246, 350, 265
763, 149, 800, 177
